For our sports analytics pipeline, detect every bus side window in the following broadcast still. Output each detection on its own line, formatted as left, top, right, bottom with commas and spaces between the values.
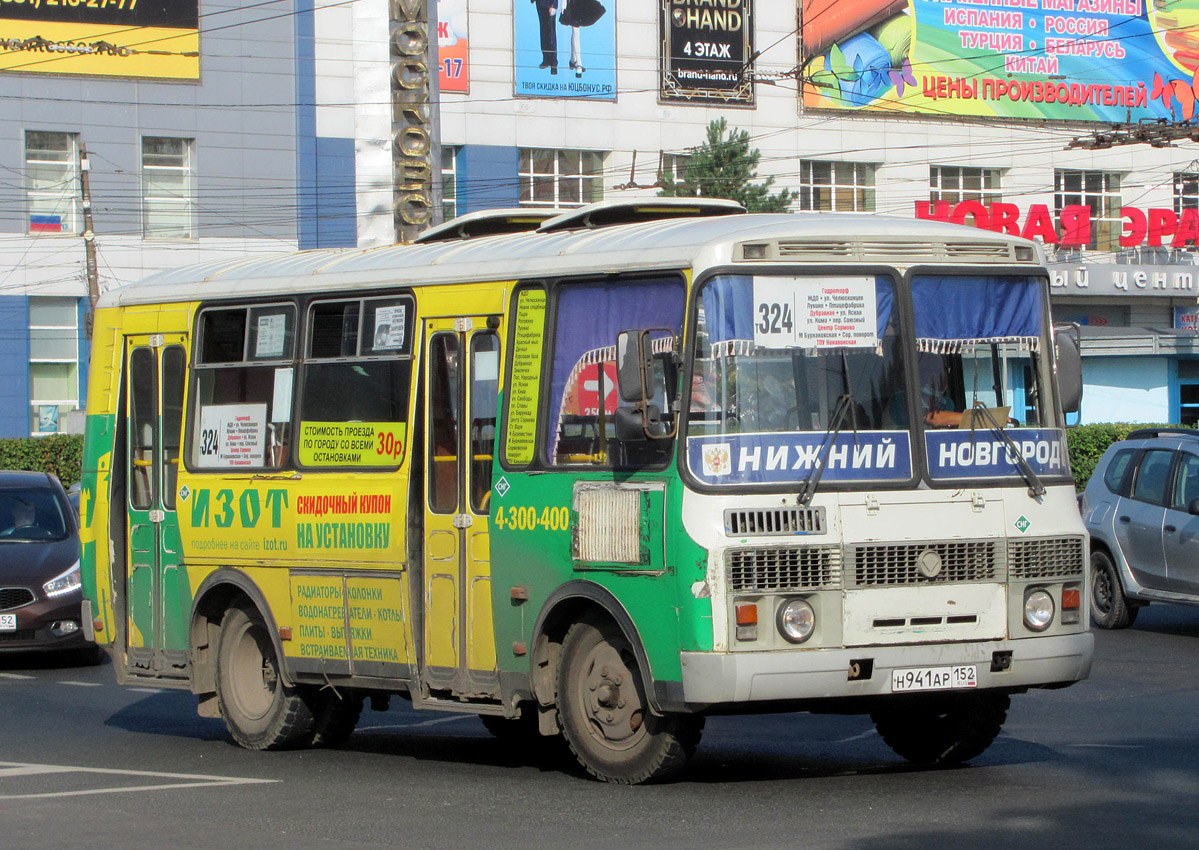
470, 332, 499, 513
428, 332, 459, 513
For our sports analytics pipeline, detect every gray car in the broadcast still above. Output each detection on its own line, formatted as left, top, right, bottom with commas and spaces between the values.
1080, 428, 1199, 628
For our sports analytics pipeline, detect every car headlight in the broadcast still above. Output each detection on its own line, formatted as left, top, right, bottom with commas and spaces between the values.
777, 597, 815, 644
1023, 588, 1055, 632
43, 561, 81, 598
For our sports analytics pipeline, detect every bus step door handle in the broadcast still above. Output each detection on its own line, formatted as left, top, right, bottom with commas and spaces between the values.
1166, 524, 1177, 533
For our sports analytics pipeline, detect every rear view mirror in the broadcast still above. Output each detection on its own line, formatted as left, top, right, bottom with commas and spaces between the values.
616, 330, 653, 404
1188, 498, 1199, 517
1053, 322, 1082, 416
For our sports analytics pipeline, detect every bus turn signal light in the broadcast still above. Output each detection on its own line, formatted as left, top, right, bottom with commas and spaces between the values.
1061, 584, 1081, 624
735, 603, 758, 642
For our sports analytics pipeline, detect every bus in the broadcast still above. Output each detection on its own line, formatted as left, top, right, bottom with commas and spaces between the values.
79, 199, 1093, 784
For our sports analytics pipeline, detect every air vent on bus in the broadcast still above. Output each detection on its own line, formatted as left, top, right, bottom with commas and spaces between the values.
1008, 536, 1085, 579
413, 208, 559, 243
538, 197, 745, 232
848, 540, 1002, 587
725, 507, 825, 536
749, 240, 1023, 264
727, 545, 842, 592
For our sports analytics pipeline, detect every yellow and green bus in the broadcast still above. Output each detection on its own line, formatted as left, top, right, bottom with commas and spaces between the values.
80, 199, 1093, 783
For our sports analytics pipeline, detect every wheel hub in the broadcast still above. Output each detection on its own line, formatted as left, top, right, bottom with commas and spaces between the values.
581, 641, 645, 749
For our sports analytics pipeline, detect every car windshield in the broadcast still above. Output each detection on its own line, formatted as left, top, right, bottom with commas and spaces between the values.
0, 485, 69, 542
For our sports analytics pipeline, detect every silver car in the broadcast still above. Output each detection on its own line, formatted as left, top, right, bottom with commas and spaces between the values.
1080, 428, 1199, 628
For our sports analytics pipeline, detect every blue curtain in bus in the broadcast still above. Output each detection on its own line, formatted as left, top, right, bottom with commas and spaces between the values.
548, 276, 686, 439
911, 275, 1042, 351
700, 275, 894, 344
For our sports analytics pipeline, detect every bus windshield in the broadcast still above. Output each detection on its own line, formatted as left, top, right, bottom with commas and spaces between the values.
686, 273, 912, 487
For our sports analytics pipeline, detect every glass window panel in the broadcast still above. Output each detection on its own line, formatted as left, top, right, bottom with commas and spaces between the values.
533, 175, 555, 202
532, 149, 554, 174
29, 329, 76, 361
560, 178, 580, 204
519, 149, 531, 171
29, 297, 77, 327
428, 333, 460, 513
128, 348, 156, 509
1104, 449, 1134, 494
1133, 449, 1173, 503
309, 301, 360, 358
469, 332, 500, 514
162, 346, 186, 510
559, 150, 579, 176
30, 362, 76, 399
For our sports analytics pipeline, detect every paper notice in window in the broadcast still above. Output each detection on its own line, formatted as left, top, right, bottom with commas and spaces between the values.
373, 305, 407, 351
196, 403, 267, 468
256, 314, 287, 358
752, 276, 877, 349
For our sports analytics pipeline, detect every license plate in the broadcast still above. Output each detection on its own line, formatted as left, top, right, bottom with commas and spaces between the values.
0, 613, 15, 632
891, 664, 977, 692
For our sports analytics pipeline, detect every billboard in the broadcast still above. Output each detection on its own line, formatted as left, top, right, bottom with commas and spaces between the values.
514, 0, 615, 99
438, 0, 468, 93
0, 0, 199, 79
801, 0, 1192, 123
660, 0, 754, 104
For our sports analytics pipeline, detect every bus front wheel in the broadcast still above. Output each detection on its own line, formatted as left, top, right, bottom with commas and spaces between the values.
871, 690, 1009, 766
216, 604, 316, 750
557, 615, 702, 784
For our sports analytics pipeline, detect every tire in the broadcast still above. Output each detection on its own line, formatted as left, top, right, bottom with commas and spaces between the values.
311, 691, 364, 748
215, 605, 316, 750
871, 690, 1010, 766
557, 616, 703, 784
1091, 549, 1136, 629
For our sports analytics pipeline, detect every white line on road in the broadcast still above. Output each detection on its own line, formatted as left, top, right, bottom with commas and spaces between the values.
57, 681, 102, 687
0, 761, 278, 800
0, 673, 33, 680
359, 715, 475, 731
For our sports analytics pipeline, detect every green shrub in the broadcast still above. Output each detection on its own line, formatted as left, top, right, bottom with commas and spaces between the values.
0, 435, 84, 486
1067, 422, 1186, 490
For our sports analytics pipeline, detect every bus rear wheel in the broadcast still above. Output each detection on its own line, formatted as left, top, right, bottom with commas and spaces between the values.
557, 616, 702, 784
216, 604, 316, 750
871, 691, 1009, 766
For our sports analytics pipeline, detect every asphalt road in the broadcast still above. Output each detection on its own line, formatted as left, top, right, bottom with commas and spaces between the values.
3, 606, 1199, 850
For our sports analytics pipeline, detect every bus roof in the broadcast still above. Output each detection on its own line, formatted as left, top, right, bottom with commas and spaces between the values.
98, 211, 1041, 309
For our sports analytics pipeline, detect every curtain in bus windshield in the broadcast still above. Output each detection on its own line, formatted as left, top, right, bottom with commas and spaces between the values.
911, 275, 1065, 482
546, 277, 684, 467
686, 274, 912, 487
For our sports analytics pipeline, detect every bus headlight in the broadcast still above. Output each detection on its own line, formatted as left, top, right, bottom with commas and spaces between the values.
777, 598, 815, 644
1023, 588, 1055, 632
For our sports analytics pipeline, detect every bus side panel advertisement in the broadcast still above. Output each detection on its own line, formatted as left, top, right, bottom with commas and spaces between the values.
513, 0, 616, 99
800, 0, 1182, 124
0, 0, 200, 80
686, 431, 913, 486
659, 0, 755, 105
926, 428, 1069, 480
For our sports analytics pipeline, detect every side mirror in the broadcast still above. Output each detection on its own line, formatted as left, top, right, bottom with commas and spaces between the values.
616, 330, 653, 404
615, 405, 662, 442
1053, 322, 1083, 416
1188, 498, 1199, 516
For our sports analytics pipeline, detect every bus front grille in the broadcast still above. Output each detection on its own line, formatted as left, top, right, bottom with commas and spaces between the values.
849, 541, 1002, 587
1008, 536, 1085, 579
725, 507, 825, 537
727, 545, 841, 592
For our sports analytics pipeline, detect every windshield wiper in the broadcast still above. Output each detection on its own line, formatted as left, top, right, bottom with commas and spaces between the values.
969, 402, 1046, 499
798, 393, 857, 507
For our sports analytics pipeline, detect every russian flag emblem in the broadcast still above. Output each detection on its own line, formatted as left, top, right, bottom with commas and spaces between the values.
30, 214, 63, 233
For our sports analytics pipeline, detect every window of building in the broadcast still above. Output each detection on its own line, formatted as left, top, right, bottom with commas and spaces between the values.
519, 149, 604, 208
1174, 171, 1199, 214
1054, 169, 1122, 252
799, 161, 875, 212
25, 131, 79, 235
658, 152, 690, 186
28, 297, 79, 434
143, 137, 195, 239
442, 145, 458, 221
930, 166, 1002, 205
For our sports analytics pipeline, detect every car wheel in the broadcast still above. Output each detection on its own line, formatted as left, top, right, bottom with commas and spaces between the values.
557, 615, 703, 784
871, 691, 1010, 766
1091, 549, 1135, 629
215, 604, 316, 750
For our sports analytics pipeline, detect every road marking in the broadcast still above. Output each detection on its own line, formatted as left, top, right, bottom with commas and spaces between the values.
128, 687, 164, 693
58, 681, 102, 687
832, 729, 879, 743
0, 761, 277, 800
0, 673, 33, 680
1064, 743, 1148, 749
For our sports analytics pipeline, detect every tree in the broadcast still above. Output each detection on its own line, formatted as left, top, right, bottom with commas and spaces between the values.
658, 118, 797, 213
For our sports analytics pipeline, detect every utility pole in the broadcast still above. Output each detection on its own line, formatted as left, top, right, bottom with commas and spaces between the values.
79, 141, 98, 339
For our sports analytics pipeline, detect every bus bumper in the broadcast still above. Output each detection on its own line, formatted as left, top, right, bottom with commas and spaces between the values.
678, 632, 1093, 705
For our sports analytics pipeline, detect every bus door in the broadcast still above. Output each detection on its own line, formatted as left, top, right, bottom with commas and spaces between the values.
124, 333, 189, 675
421, 317, 501, 698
